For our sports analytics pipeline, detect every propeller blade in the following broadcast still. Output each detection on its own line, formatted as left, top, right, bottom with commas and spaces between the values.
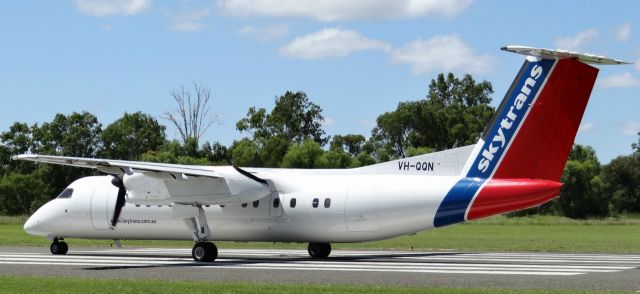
110, 176, 127, 227
233, 165, 268, 185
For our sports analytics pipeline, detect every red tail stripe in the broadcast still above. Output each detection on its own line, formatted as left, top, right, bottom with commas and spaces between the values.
492, 58, 598, 181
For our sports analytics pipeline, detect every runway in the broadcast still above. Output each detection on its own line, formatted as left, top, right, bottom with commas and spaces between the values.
0, 247, 638, 291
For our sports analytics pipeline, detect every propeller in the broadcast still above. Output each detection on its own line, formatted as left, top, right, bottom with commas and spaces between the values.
225, 156, 268, 185
110, 176, 127, 227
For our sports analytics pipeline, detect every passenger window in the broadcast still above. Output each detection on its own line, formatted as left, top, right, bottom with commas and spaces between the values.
290, 198, 296, 208
324, 198, 331, 208
56, 188, 73, 199
242, 203, 248, 208
273, 198, 280, 208
253, 200, 259, 208
312, 198, 319, 208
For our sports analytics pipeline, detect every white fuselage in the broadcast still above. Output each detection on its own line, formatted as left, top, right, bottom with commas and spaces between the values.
25, 173, 460, 243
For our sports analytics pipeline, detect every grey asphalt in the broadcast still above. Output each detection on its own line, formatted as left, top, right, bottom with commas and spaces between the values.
0, 246, 638, 291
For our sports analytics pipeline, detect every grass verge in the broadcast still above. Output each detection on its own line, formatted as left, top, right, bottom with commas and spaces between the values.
0, 276, 631, 294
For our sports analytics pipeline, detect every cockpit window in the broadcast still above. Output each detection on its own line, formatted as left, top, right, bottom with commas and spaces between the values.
57, 188, 73, 199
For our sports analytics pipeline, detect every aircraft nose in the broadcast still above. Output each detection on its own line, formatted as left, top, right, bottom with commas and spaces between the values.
23, 214, 40, 235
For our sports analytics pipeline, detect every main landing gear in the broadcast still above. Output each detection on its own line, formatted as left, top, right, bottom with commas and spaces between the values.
50, 237, 68, 255
172, 204, 217, 262
308, 242, 331, 259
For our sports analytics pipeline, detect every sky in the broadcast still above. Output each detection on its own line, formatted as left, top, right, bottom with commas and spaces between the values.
1, 0, 639, 163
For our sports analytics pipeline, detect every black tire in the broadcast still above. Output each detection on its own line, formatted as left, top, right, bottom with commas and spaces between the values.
308, 242, 331, 259
50, 241, 68, 255
192, 242, 218, 262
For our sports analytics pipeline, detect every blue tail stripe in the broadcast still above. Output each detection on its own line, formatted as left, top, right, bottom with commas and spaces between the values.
433, 178, 485, 227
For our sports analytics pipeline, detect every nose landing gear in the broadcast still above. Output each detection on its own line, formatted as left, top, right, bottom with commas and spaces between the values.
50, 238, 68, 255
192, 242, 218, 262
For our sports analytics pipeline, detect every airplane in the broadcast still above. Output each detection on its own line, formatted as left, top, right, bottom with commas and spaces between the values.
14, 46, 628, 262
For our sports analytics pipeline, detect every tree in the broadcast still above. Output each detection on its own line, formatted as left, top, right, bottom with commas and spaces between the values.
237, 91, 327, 145
235, 91, 328, 167
29, 112, 103, 197
230, 138, 262, 167
330, 134, 366, 156
101, 112, 166, 160
317, 149, 355, 168
600, 154, 640, 214
31, 112, 102, 157
0, 122, 36, 175
281, 140, 325, 168
372, 73, 494, 158
557, 145, 608, 218
0, 171, 50, 215
162, 83, 218, 144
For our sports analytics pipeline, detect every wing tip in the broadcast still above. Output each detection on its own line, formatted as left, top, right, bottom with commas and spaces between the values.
11, 154, 37, 161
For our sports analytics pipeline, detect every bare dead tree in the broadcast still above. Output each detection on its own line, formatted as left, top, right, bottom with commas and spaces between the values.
162, 82, 219, 143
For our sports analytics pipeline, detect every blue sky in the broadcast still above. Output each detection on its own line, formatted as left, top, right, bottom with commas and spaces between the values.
1, 0, 639, 163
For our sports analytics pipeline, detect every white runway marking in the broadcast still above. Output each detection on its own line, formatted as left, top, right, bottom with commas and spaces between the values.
0, 249, 637, 276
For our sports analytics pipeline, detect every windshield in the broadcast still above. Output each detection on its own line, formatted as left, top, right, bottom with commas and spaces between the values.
56, 188, 73, 199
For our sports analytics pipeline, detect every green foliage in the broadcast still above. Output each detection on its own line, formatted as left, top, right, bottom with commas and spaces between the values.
233, 91, 328, 167
558, 152, 607, 218
355, 152, 376, 167
281, 140, 324, 168
601, 154, 640, 214
317, 149, 355, 168
0, 123, 37, 175
330, 134, 366, 156
0, 172, 50, 215
372, 73, 494, 158
32, 112, 102, 157
406, 146, 434, 157
100, 112, 166, 160
230, 138, 262, 167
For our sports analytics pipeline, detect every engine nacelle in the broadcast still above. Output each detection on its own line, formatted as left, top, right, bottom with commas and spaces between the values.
123, 169, 270, 206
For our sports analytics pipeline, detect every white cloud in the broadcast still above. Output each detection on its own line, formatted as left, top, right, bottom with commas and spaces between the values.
100, 24, 113, 31
74, 0, 151, 17
598, 73, 640, 88
622, 121, 640, 136
280, 28, 391, 59
578, 123, 593, 133
358, 119, 375, 128
390, 35, 494, 75
168, 9, 210, 32
555, 29, 598, 51
218, 0, 473, 22
238, 25, 289, 42
614, 22, 631, 42
322, 117, 335, 127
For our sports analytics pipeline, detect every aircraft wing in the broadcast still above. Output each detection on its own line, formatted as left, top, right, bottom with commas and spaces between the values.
12, 154, 222, 178
12, 154, 272, 205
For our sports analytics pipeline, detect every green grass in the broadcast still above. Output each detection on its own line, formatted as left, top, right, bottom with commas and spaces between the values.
0, 276, 631, 294
2, 215, 639, 253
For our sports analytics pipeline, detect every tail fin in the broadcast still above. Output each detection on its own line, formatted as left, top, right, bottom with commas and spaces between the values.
466, 54, 598, 181
433, 46, 628, 227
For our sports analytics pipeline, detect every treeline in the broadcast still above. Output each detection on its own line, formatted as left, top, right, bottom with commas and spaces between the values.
0, 74, 638, 219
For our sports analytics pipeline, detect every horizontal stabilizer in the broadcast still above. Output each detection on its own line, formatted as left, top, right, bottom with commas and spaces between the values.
502, 45, 631, 65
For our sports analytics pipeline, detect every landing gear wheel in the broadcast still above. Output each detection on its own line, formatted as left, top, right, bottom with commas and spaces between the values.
308, 242, 331, 259
192, 242, 217, 262
50, 241, 68, 255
